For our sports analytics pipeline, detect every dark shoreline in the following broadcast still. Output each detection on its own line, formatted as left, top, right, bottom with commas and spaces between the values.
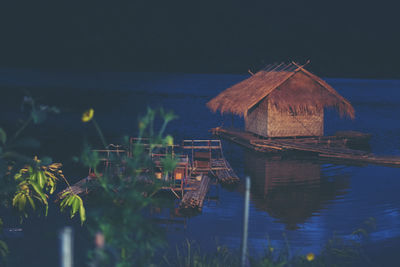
2, 66, 400, 86
1, 63, 400, 81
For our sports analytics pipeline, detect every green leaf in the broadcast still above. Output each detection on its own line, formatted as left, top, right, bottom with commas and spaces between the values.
164, 135, 174, 146
160, 155, 178, 173
65, 194, 75, 206
81, 145, 100, 169
0, 128, 6, 144
14, 172, 22, 181
0, 240, 9, 258
59, 197, 69, 211
160, 108, 178, 123
71, 196, 80, 218
78, 197, 86, 225
18, 181, 30, 194
60, 194, 75, 212
18, 194, 26, 211
37, 171, 46, 189
163, 110, 178, 123
12, 193, 20, 207
30, 181, 48, 205
27, 195, 35, 210
48, 180, 56, 194
30, 171, 38, 183
61, 190, 72, 197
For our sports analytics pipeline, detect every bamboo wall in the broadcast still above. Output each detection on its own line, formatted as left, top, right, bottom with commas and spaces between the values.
245, 97, 268, 136
245, 98, 324, 137
267, 102, 323, 137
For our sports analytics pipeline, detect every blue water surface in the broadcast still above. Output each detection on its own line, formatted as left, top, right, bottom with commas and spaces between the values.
1, 68, 400, 266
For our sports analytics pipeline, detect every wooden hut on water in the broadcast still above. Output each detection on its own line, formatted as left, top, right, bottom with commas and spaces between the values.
207, 62, 355, 138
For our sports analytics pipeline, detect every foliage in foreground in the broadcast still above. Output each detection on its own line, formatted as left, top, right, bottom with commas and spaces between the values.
0, 96, 85, 263
83, 108, 178, 267
1, 97, 177, 266
164, 218, 376, 267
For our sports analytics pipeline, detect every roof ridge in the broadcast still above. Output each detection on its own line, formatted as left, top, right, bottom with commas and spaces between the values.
261, 62, 302, 73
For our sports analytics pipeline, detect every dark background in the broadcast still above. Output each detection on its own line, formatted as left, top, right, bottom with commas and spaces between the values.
1, 0, 399, 78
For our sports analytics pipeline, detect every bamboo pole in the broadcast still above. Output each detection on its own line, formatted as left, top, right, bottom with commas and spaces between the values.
59, 227, 74, 267
241, 177, 251, 267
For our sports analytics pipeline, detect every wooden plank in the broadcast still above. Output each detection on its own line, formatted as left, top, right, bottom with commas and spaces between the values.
179, 175, 211, 211
182, 146, 222, 149
212, 127, 400, 168
213, 158, 240, 184
259, 140, 369, 155
183, 140, 221, 142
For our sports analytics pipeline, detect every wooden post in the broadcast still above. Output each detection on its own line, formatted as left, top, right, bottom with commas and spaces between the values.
241, 177, 251, 267
59, 226, 74, 267
191, 140, 194, 170
208, 140, 212, 169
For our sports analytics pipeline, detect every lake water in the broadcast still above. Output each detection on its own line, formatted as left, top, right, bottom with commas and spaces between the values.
1, 68, 400, 266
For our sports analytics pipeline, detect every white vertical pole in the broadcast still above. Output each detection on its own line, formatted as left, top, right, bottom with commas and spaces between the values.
59, 226, 74, 267
241, 176, 251, 267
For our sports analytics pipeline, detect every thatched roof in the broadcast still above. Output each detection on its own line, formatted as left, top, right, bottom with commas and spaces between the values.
207, 62, 355, 119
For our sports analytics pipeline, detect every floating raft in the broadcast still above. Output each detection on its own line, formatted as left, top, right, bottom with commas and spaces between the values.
183, 139, 240, 185
211, 158, 240, 184
60, 174, 213, 213
179, 175, 211, 211
212, 128, 400, 167
57, 139, 240, 214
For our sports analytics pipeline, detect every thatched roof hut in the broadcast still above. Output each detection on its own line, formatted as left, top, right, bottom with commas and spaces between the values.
207, 62, 355, 137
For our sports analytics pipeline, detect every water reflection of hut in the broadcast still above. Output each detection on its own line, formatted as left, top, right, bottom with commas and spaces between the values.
207, 62, 354, 137
244, 151, 349, 230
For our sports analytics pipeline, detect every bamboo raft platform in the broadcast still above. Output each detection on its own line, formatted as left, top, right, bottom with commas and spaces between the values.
212, 127, 400, 167
56, 139, 240, 213
57, 172, 213, 212
179, 175, 211, 211
211, 158, 240, 184
182, 140, 240, 184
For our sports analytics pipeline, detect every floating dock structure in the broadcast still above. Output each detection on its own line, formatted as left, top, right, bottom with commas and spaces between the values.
57, 139, 239, 212
212, 127, 400, 167
182, 139, 240, 184
204, 62, 400, 167
179, 174, 211, 211
212, 158, 240, 184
